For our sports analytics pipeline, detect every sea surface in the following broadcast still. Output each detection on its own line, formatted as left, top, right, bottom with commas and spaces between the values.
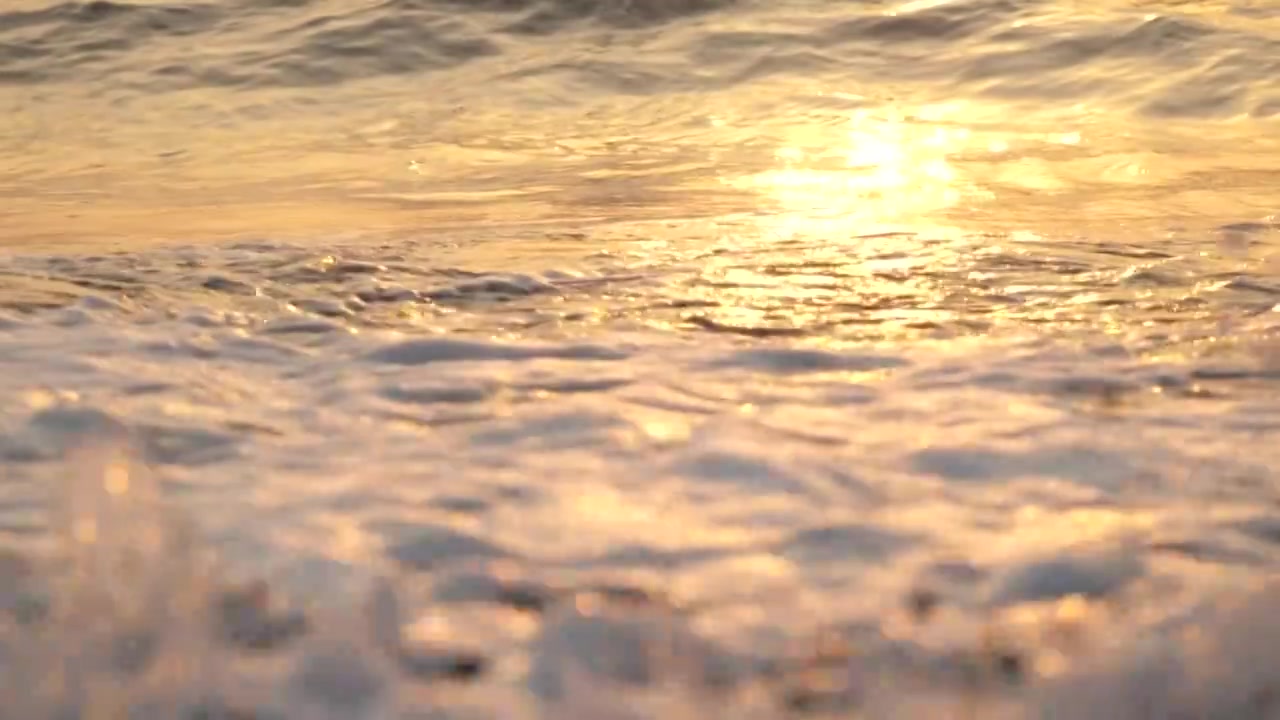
2, 0, 1280, 717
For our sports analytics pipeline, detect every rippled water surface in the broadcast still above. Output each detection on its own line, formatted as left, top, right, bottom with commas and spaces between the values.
4, 0, 1279, 242
2, 0, 1280, 718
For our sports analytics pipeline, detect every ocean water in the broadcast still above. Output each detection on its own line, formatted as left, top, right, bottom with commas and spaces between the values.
2, 0, 1280, 717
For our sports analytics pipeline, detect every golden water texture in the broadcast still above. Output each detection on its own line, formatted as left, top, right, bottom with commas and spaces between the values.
1, 0, 1277, 250
4, 4, 1280, 717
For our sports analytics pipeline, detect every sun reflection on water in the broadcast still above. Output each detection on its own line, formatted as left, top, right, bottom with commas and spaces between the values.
729, 103, 996, 237
720, 99, 1147, 242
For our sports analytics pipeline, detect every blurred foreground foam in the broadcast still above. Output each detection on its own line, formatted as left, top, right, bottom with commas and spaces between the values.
3, 408, 1280, 719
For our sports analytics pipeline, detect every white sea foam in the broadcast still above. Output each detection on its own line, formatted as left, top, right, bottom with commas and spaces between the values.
0, 235, 1278, 718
